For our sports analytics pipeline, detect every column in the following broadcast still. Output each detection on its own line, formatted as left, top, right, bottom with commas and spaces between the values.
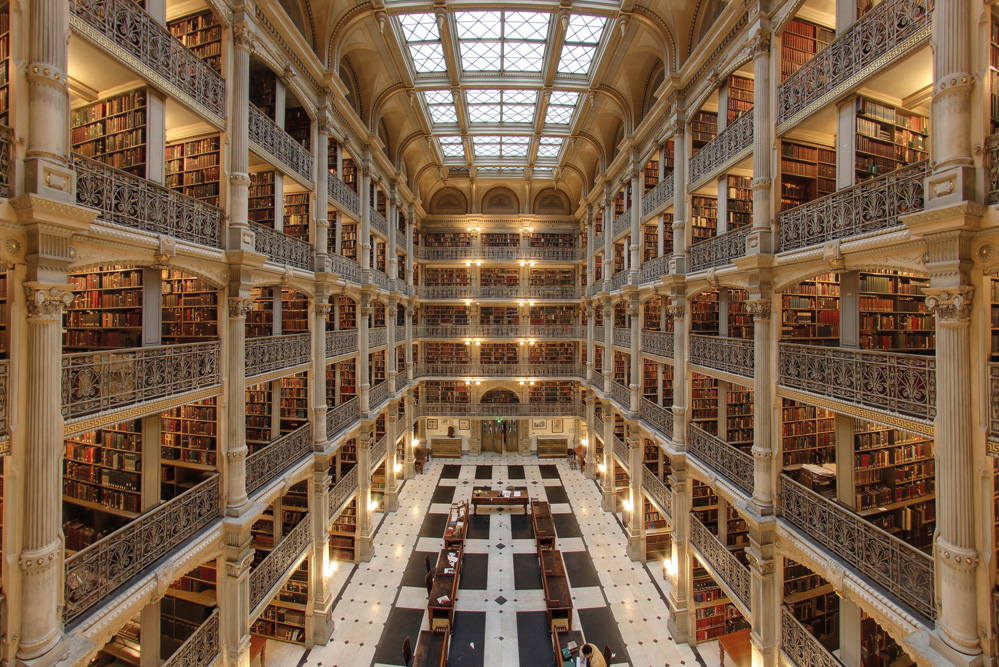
747, 296, 774, 514
585, 302, 595, 382
748, 29, 773, 253
139, 602, 161, 667
666, 457, 691, 642
309, 456, 334, 645
226, 293, 253, 513
358, 295, 371, 413
624, 423, 643, 561
629, 168, 641, 280
313, 297, 331, 448
359, 160, 372, 272
584, 393, 596, 479
601, 400, 615, 512
602, 297, 613, 393
746, 519, 777, 667
228, 26, 254, 250
315, 117, 332, 269
668, 298, 687, 446
669, 120, 687, 274
384, 401, 399, 512
219, 530, 253, 667
628, 297, 641, 413
406, 207, 416, 286
405, 299, 414, 383
603, 192, 614, 288
586, 207, 595, 289
388, 194, 399, 282
356, 423, 374, 561
386, 297, 397, 392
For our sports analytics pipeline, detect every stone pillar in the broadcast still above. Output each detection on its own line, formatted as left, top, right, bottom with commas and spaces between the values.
667, 457, 691, 642
628, 298, 641, 413
220, 527, 253, 667
227, 26, 254, 251
601, 402, 615, 512
226, 294, 253, 513
584, 395, 596, 480
748, 29, 773, 254
586, 207, 595, 288
746, 521, 777, 667
747, 296, 774, 514
603, 194, 614, 288
386, 297, 397, 392
356, 424, 374, 561
602, 298, 612, 393
406, 207, 416, 286
313, 299, 331, 448
358, 295, 371, 413
624, 426, 643, 561
668, 299, 687, 446
310, 458, 334, 645
669, 120, 687, 275
388, 195, 399, 281
315, 117, 332, 269
359, 161, 372, 272
585, 302, 595, 382
405, 299, 414, 383
629, 168, 641, 280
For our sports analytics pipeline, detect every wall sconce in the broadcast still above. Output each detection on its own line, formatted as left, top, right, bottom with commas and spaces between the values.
475, 381, 481, 385
622, 499, 633, 513
581, 438, 588, 447
475, 341, 481, 345
519, 381, 525, 385
529, 381, 535, 386
597, 463, 607, 473
368, 500, 380, 512
394, 462, 403, 473
465, 261, 471, 266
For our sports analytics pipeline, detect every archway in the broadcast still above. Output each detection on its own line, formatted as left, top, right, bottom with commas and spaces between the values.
479, 389, 520, 453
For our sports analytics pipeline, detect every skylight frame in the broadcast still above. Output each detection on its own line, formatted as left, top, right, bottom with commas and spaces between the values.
557, 14, 607, 76
465, 89, 538, 126
398, 13, 447, 74
423, 90, 459, 126
471, 135, 532, 160
455, 11, 552, 74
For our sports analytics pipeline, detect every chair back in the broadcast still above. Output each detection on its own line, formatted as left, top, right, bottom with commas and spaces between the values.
402, 637, 413, 663
603, 644, 612, 665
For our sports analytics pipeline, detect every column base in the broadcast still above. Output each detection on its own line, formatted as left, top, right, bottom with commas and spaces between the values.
311, 603, 335, 646
584, 465, 595, 480
915, 630, 984, 667
404, 461, 415, 480
357, 534, 374, 562
469, 436, 481, 456
519, 438, 531, 456
383, 490, 399, 513
625, 527, 643, 562
666, 603, 690, 644
601, 489, 615, 513
16, 634, 73, 667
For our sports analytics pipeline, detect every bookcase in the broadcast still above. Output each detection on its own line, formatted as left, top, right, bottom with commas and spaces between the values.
858, 271, 933, 352
784, 559, 839, 648
246, 382, 274, 452
424, 305, 469, 326
71, 88, 148, 177
481, 343, 518, 365
251, 560, 309, 644
780, 273, 840, 344
481, 268, 519, 288
726, 175, 752, 230
529, 381, 575, 403
725, 387, 753, 450
248, 171, 275, 226
725, 504, 749, 552
162, 586, 217, 656
162, 269, 219, 344
0, 6, 9, 124
726, 75, 754, 123
644, 158, 659, 193
422, 381, 470, 403
779, 140, 836, 211
991, 13, 999, 134
161, 398, 217, 470
482, 233, 520, 248
529, 305, 576, 326
64, 420, 143, 518
167, 9, 222, 72
530, 233, 576, 248
643, 497, 668, 531
690, 110, 718, 152
423, 343, 469, 365
165, 135, 222, 206
528, 342, 576, 365
691, 291, 719, 334
285, 106, 311, 150
370, 351, 387, 388
249, 69, 277, 119
780, 18, 834, 81
691, 375, 718, 434
342, 158, 357, 191
643, 225, 658, 262
782, 399, 836, 467
480, 306, 518, 325
692, 479, 718, 529
425, 268, 470, 287
727, 289, 751, 339
280, 374, 309, 434
281, 289, 310, 333
529, 268, 575, 286
425, 232, 471, 247
855, 95, 928, 181
338, 296, 357, 329
245, 288, 274, 338
64, 265, 143, 351
860, 612, 916, 667
341, 223, 358, 260
330, 497, 358, 562
642, 360, 660, 402
374, 240, 386, 273
337, 360, 357, 403
691, 196, 718, 243
613, 461, 629, 511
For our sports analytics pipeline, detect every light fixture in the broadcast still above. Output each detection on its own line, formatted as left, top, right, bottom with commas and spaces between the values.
476, 261, 482, 266
465, 380, 471, 385
324, 561, 338, 578
529, 340, 535, 345
519, 301, 525, 306
465, 300, 471, 306
519, 341, 524, 346
519, 381, 525, 385
581, 438, 588, 447
475, 341, 481, 345
475, 381, 481, 385
467, 227, 472, 232
622, 499, 633, 512
465, 341, 471, 345
520, 261, 526, 266
368, 500, 380, 512
597, 463, 606, 473
529, 301, 535, 306
529, 381, 535, 385
394, 462, 403, 473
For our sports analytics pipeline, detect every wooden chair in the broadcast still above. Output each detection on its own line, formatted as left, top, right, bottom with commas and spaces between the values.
425, 553, 432, 573
603, 644, 613, 665
425, 571, 434, 596
402, 637, 413, 666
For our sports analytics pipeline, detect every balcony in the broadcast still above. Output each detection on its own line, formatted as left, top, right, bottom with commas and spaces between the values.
690, 512, 751, 609
414, 325, 584, 339
640, 399, 673, 439
688, 109, 754, 188
414, 402, 585, 418
592, 370, 607, 391
248, 104, 313, 183
0, 125, 11, 198
371, 210, 389, 237
780, 606, 843, 667
613, 328, 631, 348
988, 134, 999, 206
780, 475, 934, 621
612, 381, 631, 409
613, 436, 630, 472
593, 414, 605, 436
641, 256, 670, 285
689, 225, 751, 273
594, 327, 605, 343
75, 154, 223, 248
245, 333, 312, 379
778, 343, 935, 423
249, 516, 311, 612
688, 423, 754, 496
368, 327, 387, 349
62, 342, 220, 422
641, 330, 673, 360
369, 381, 388, 408
162, 608, 220, 667
64, 475, 221, 623
330, 466, 358, 520
989, 364, 999, 450
0, 360, 7, 445
327, 397, 359, 438
69, 0, 225, 122
327, 329, 358, 358
612, 206, 632, 239
365, 268, 390, 290
641, 472, 673, 523
414, 363, 584, 379
689, 334, 754, 379
417, 286, 582, 300
329, 175, 360, 216
609, 270, 629, 291
328, 254, 360, 283
414, 246, 584, 262
245, 423, 313, 496
778, 161, 927, 253
370, 435, 388, 469
641, 176, 674, 219
776, 0, 933, 130
250, 222, 313, 271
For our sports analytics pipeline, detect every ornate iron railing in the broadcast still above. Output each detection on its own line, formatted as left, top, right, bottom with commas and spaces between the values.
988, 134, 999, 206
776, 0, 933, 128
613, 328, 631, 348
780, 606, 844, 667
69, 0, 224, 119
326, 329, 358, 358
609, 271, 629, 291
329, 254, 360, 283
689, 334, 754, 378
593, 415, 605, 436
780, 475, 934, 620
641, 176, 674, 217
641, 256, 670, 284
989, 363, 999, 447
250, 222, 312, 271
594, 327, 605, 343
585, 284, 600, 298
416, 285, 582, 299
640, 399, 674, 439
592, 371, 606, 391
250, 516, 311, 611
245, 333, 312, 378
642, 330, 674, 360
642, 471, 672, 522
0, 125, 11, 198
690, 512, 751, 608
0, 360, 8, 439
161, 608, 220, 667
327, 397, 359, 437
414, 402, 585, 417
689, 225, 751, 273
612, 206, 632, 239
369, 381, 388, 408
366, 268, 389, 290
688, 423, 754, 496
64, 475, 221, 622
689, 110, 754, 186
74, 154, 223, 248
329, 466, 358, 518
248, 104, 312, 182
62, 342, 220, 420
613, 436, 630, 472
415, 363, 584, 378
414, 246, 583, 261
245, 423, 312, 496
414, 325, 584, 339
612, 382, 631, 409
778, 161, 927, 252
370, 435, 387, 469
329, 175, 360, 215
778, 343, 935, 421
368, 327, 387, 348
371, 210, 389, 237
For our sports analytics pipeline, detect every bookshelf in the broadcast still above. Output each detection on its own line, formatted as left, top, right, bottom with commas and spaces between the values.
161, 269, 219, 344
422, 381, 470, 403
281, 289, 310, 334
725, 504, 749, 552
643, 497, 668, 531
529, 381, 575, 403
482, 233, 520, 248
529, 305, 576, 326
246, 382, 274, 452
330, 497, 358, 561
644, 158, 659, 194
855, 96, 928, 181
691, 375, 718, 434
782, 399, 836, 467
780, 18, 834, 81
249, 68, 277, 119
64, 420, 143, 518
691, 196, 718, 243
692, 566, 747, 641
727, 75, 754, 124
530, 233, 576, 248
64, 265, 143, 351
726, 175, 752, 230
161, 398, 218, 470
425, 268, 470, 287
643, 360, 659, 402
280, 374, 309, 434
692, 479, 718, 528
162, 587, 216, 655
528, 342, 576, 365
529, 269, 575, 287
71, 88, 148, 177
370, 351, 386, 388
481, 343, 518, 365
780, 273, 840, 344
643, 225, 658, 262
783, 559, 839, 648
337, 359, 357, 403
338, 296, 357, 329
424, 232, 471, 247
480, 306, 518, 325
690, 110, 718, 152
613, 461, 629, 511
858, 271, 934, 352
725, 387, 753, 450
727, 289, 751, 339
285, 106, 311, 149
424, 305, 469, 326
370, 462, 386, 509
992, 13, 999, 134
691, 290, 719, 334
0, 6, 8, 124
246, 287, 274, 338
779, 140, 836, 211
165, 135, 222, 206
167, 9, 222, 72
860, 612, 916, 667
251, 559, 310, 644
537, 438, 569, 458
342, 158, 357, 192
341, 222, 357, 261
423, 343, 470, 365
481, 268, 519, 288
248, 171, 276, 227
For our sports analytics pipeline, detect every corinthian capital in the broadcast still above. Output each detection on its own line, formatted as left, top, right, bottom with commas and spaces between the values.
750, 30, 771, 58
924, 286, 974, 323
666, 303, 685, 320
232, 24, 256, 49
228, 297, 254, 319
746, 299, 772, 322
24, 284, 74, 319
315, 303, 333, 317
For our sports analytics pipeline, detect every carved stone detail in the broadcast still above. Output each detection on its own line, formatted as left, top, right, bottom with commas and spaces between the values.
746, 299, 772, 322
924, 286, 973, 323
228, 297, 253, 319
24, 285, 74, 319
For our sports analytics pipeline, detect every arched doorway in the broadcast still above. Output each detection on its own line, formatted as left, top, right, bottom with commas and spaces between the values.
480, 389, 520, 453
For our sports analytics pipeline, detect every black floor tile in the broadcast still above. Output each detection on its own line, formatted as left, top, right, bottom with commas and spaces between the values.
510, 514, 534, 540
578, 607, 631, 666
475, 465, 493, 479
553, 512, 583, 538
401, 550, 437, 589
562, 551, 601, 588
539, 465, 560, 479
418, 512, 449, 538
517, 611, 555, 666
467, 514, 490, 540
544, 486, 569, 504
450, 611, 487, 667
371, 607, 425, 665
507, 464, 526, 479
431, 485, 456, 504
513, 553, 543, 590
440, 464, 461, 479
458, 553, 489, 590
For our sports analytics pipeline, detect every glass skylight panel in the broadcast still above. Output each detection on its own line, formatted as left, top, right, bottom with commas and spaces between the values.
472, 135, 530, 158
558, 44, 596, 75
536, 137, 563, 159
437, 136, 465, 158
565, 15, 606, 43
424, 91, 457, 125
545, 91, 579, 125
456, 11, 550, 73
557, 15, 606, 75
399, 14, 446, 73
466, 90, 536, 125
503, 136, 530, 157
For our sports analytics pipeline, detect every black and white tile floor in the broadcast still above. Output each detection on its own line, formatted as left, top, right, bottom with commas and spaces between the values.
264, 454, 721, 667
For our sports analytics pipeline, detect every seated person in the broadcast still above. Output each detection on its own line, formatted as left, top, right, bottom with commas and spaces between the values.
580, 644, 607, 667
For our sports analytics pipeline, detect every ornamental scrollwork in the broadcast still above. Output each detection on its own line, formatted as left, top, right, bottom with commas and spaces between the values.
24, 285, 74, 319
228, 297, 254, 319
746, 299, 772, 322
924, 286, 973, 323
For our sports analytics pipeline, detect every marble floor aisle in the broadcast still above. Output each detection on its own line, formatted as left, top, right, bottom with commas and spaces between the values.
263, 454, 721, 667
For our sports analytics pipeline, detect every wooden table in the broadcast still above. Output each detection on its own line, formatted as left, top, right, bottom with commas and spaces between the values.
532, 500, 557, 550
412, 629, 449, 667
553, 629, 585, 666
540, 547, 566, 577
718, 629, 753, 667
443, 502, 468, 550
428, 560, 460, 632
471, 487, 529, 514
435, 547, 462, 579
542, 550, 572, 632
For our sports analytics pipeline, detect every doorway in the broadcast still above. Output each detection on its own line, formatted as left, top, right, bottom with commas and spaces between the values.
479, 419, 519, 453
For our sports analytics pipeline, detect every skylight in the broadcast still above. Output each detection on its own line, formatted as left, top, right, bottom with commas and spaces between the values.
466, 89, 537, 125
558, 15, 606, 75
399, 14, 446, 73
437, 136, 465, 158
455, 11, 550, 73
473, 135, 531, 158
535, 137, 564, 160
423, 90, 458, 125
545, 91, 579, 125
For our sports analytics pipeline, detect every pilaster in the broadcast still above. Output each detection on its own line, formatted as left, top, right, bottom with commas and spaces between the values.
356, 422, 374, 561
384, 400, 400, 513
219, 520, 254, 667
309, 459, 334, 645
624, 424, 643, 561
745, 517, 777, 667
601, 401, 615, 512
747, 28, 773, 255
228, 25, 255, 252
747, 297, 774, 515
225, 293, 253, 515
667, 457, 691, 642
313, 298, 332, 448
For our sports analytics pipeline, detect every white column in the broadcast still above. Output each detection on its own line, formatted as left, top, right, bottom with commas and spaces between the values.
356, 423, 374, 561
669, 121, 687, 274
628, 298, 641, 413
310, 457, 334, 645
228, 26, 254, 250
603, 194, 614, 287
384, 401, 400, 512
747, 298, 774, 514
359, 296, 371, 412
387, 297, 397, 392
313, 299, 331, 447
666, 458, 691, 642
749, 30, 772, 253
668, 299, 687, 445
629, 170, 641, 279
359, 162, 372, 272
315, 118, 332, 269
225, 296, 252, 513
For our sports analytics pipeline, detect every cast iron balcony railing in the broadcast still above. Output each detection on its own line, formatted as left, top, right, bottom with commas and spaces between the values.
368, 327, 387, 348
613, 327, 631, 348
641, 472, 672, 523
365, 268, 389, 290
75, 154, 223, 248
245, 333, 312, 378
414, 402, 585, 418
417, 286, 582, 299
370, 435, 388, 469
369, 381, 389, 408
780, 606, 844, 667
640, 399, 674, 439
0, 360, 8, 442
688, 423, 754, 496
329, 254, 360, 283
585, 284, 600, 297
779, 161, 927, 252
594, 327, 605, 343
329, 175, 360, 215
415, 363, 584, 379
776, 0, 933, 129
689, 225, 751, 273
593, 414, 605, 436
327, 397, 359, 438
641, 256, 670, 284
592, 370, 606, 391
642, 330, 674, 360
0, 125, 11, 198
689, 109, 754, 187
414, 246, 584, 262
62, 341, 220, 421
250, 222, 312, 271
779, 475, 935, 620
414, 325, 584, 339
690, 512, 751, 608
612, 206, 632, 239
989, 363, 999, 446
64, 475, 221, 623
248, 104, 313, 183
689, 334, 754, 379
988, 134, 999, 206
250, 516, 311, 612
609, 271, 629, 291
778, 343, 935, 422
69, 0, 224, 120
245, 423, 312, 496
330, 465, 359, 519
327, 329, 359, 358
641, 176, 674, 218
161, 608, 220, 667
612, 381, 630, 409
371, 210, 389, 237
613, 436, 630, 472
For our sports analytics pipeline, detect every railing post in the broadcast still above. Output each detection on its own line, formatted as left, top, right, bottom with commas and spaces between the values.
226, 294, 253, 514
666, 456, 691, 642
310, 454, 334, 645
